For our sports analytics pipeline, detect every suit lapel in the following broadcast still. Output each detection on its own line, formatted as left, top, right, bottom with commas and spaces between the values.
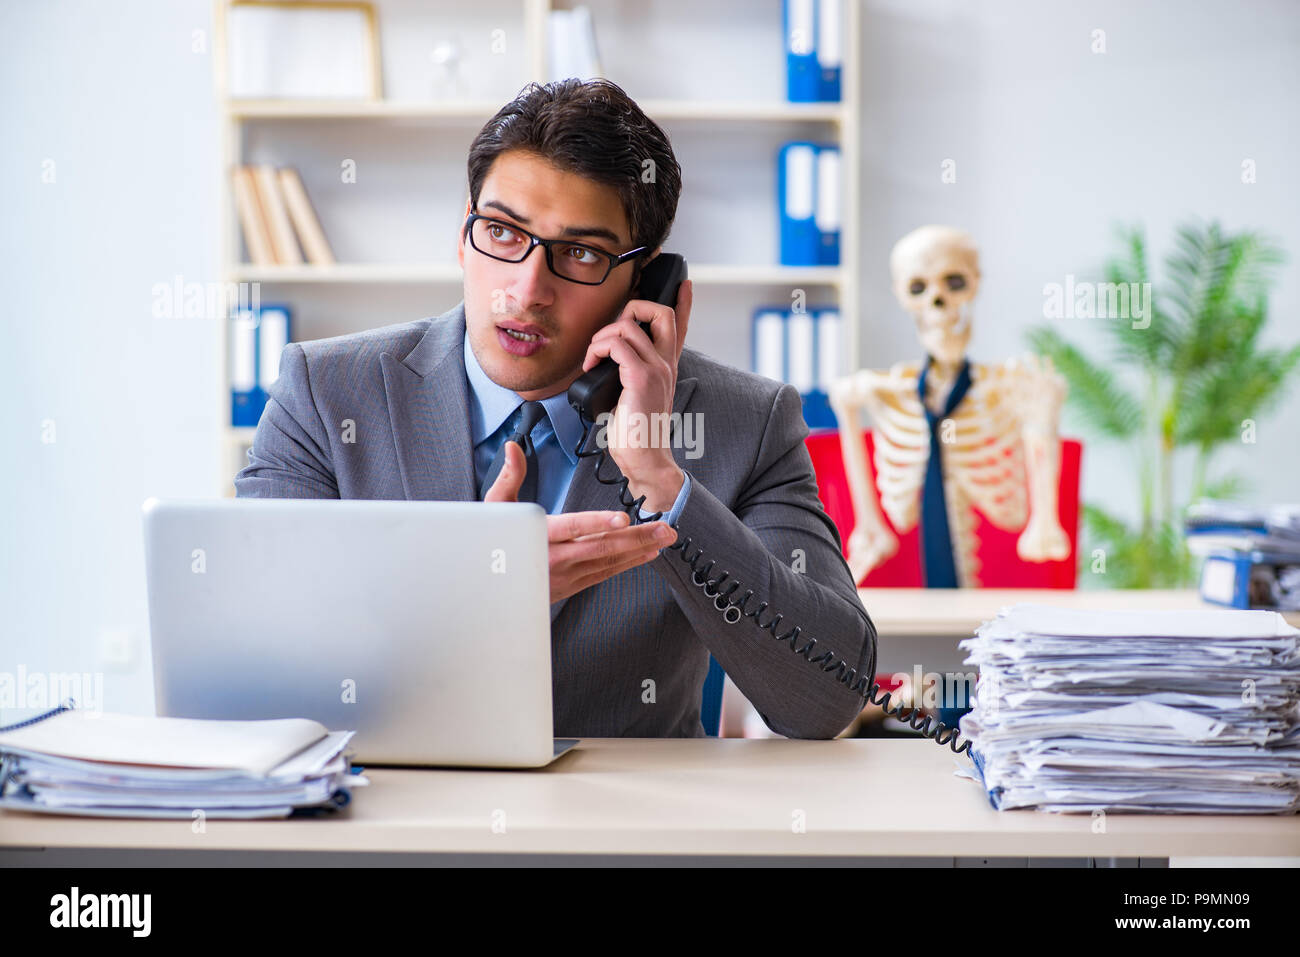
379, 303, 478, 502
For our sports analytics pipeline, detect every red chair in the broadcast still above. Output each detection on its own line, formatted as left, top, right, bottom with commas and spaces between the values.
805, 429, 1083, 588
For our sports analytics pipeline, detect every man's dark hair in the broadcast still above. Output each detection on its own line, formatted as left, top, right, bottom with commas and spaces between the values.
466, 78, 683, 284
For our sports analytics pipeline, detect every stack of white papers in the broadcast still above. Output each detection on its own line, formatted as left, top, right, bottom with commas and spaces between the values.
957, 604, 1300, 814
0, 706, 367, 819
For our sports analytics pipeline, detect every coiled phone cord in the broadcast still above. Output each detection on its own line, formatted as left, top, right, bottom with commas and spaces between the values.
572, 417, 972, 756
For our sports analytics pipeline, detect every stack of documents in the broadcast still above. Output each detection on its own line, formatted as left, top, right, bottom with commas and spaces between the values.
957, 604, 1300, 814
0, 705, 366, 819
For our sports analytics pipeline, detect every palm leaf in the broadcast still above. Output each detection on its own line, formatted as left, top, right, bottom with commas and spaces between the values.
1176, 342, 1300, 446
1102, 224, 1178, 368
1025, 326, 1143, 438
1165, 223, 1284, 379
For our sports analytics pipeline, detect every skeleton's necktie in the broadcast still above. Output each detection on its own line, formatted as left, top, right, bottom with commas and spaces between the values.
917, 355, 972, 588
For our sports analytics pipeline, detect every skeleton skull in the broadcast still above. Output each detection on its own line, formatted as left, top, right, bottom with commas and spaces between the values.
889, 225, 980, 365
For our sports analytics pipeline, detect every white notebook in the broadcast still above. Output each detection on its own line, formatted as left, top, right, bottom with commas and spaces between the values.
0, 708, 329, 778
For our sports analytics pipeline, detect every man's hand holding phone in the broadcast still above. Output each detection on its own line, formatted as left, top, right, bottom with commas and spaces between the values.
483, 440, 676, 605
579, 277, 694, 514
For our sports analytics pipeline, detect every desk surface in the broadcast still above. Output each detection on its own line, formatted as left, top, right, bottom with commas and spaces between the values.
3, 739, 1297, 859
857, 587, 1300, 637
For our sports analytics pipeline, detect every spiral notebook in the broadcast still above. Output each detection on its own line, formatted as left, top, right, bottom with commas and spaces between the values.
0, 702, 364, 819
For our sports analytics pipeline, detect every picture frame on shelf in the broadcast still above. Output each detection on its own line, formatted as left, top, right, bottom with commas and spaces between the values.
227, 0, 382, 100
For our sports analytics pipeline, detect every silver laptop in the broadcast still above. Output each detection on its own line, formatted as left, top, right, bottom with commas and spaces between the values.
141, 497, 578, 768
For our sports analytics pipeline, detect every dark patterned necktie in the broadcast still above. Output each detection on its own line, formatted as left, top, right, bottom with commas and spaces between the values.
917, 355, 972, 588
479, 400, 547, 503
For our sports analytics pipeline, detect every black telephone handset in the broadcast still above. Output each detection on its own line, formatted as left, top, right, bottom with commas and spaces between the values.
562, 252, 965, 755
567, 252, 688, 423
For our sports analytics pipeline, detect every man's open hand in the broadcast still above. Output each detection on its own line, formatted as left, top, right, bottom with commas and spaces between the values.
483, 440, 677, 604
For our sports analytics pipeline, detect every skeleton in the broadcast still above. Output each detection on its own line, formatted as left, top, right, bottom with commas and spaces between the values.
828, 225, 1071, 586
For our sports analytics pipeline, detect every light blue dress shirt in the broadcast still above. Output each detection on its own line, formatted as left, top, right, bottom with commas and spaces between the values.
463, 334, 691, 525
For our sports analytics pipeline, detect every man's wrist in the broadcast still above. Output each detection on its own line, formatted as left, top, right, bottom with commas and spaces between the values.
632, 463, 686, 514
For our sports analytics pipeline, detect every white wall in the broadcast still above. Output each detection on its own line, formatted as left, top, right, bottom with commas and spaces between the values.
2, 0, 1297, 720
1, 0, 221, 717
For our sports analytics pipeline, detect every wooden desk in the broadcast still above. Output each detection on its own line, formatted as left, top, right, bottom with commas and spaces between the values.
856, 587, 1300, 637
2, 739, 1297, 866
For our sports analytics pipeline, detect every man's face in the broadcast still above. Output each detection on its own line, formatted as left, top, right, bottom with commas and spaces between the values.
458, 148, 642, 400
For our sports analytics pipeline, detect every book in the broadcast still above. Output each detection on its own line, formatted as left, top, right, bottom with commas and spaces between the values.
232, 165, 275, 266
253, 164, 303, 265
278, 167, 336, 265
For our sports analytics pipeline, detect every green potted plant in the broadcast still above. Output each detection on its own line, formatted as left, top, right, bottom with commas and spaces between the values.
1026, 220, 1299, 588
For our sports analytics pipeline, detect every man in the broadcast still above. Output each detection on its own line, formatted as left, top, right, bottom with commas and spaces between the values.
236, 78, 875, 739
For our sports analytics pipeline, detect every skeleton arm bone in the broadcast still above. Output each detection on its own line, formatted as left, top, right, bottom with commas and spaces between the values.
1013, 357, 1070, 562
829, 372, 901, 584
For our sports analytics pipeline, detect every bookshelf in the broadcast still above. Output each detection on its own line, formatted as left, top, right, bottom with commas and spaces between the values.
213, 0, 862, 495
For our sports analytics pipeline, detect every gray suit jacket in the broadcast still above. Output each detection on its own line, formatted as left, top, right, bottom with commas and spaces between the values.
235, 301, 875, 738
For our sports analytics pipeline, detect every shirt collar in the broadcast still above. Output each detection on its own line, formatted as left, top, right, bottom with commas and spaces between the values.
463, 333, 582, 465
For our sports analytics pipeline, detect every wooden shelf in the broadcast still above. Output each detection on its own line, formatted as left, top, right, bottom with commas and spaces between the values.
227, 98, 505, 119
232, 263, 463, 283
225, 98, 847, 124
229, 263, 844, 286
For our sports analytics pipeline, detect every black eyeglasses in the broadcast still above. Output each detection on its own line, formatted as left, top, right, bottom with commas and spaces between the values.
464, 211, 648, 285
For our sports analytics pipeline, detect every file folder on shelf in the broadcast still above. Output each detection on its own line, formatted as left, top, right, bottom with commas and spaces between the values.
229, 304, 293, 428
778, 141, 840, 266
778, 142, 819, 266
229, 310, 261, 427
784, 0, 819, 102
785, 0, 841, 102
752, 307, 786, 383
816, 0, 842, 102
802, 306, 841, 430
815, 146, 841, 265
750, 306, 842, 431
